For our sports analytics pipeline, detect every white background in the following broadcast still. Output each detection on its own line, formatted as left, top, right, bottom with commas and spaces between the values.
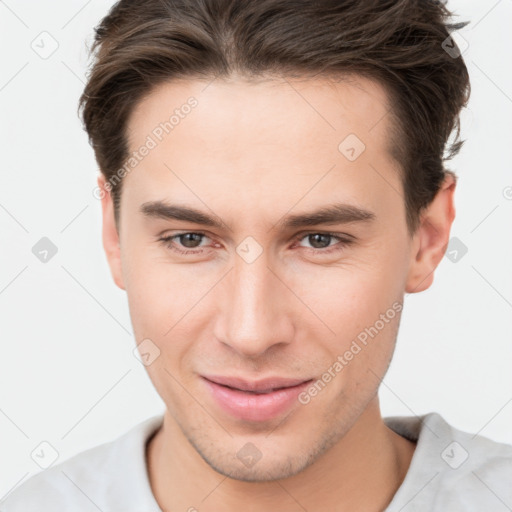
1, 0, 511, 501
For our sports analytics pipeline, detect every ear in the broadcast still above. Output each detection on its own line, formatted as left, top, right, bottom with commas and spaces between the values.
405, 173, 457, 294
97, 174, 125, 290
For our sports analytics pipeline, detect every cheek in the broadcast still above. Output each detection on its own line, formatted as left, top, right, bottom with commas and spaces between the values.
123, 256, 203, 395
122, 244, 220, 356
121, 243, 172, 347
310, 296, 401, 408
287, 245, 406, 381
289, 255, 404, 336
125, 269, 193, 340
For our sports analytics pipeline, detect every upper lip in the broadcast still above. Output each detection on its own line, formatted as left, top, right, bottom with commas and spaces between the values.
202, 375, 312, 392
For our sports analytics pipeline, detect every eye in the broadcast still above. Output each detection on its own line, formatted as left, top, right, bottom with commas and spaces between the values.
294, 232, 354, 254
158, 232, 211, 255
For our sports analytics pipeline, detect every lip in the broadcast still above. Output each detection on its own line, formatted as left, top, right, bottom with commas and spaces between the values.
202, 375, 310, 392
201, 375, 313, 422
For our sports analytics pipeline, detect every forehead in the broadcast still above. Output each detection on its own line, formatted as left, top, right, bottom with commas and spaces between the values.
122, 75, 403, 228
127, 74, 394, 153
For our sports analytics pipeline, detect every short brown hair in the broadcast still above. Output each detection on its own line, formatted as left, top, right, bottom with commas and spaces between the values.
79, 0, 470, 234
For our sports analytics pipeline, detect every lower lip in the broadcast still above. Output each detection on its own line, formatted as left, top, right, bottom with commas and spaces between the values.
201, 377, 313, 422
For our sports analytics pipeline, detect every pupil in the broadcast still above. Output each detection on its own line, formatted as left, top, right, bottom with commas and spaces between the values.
181, 233, 202, 248
309, 234, 330, 249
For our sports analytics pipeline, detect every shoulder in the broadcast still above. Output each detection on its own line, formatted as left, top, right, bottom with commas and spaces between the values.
0, 415, 163, 512
385, 412, 512, 511
429, 413, 512, 508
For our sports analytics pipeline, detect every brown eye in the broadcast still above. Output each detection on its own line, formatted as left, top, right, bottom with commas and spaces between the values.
304, 233, 335, 249
294, 232, 355, 255
177, 233, 204, 248
158, 232, 211, 255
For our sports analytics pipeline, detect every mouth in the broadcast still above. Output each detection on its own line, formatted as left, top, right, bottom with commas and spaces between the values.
220, 385, 291, 394
200, 375, 314, 422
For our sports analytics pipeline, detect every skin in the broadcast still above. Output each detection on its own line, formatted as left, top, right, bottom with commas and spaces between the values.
98, 75, 456, 511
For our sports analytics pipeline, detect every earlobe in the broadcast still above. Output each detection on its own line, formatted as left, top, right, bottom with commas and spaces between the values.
405, 173, 457, 294
97, 174, 126, 290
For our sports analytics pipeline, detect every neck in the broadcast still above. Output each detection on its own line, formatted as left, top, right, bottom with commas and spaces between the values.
147, 398, 416, 511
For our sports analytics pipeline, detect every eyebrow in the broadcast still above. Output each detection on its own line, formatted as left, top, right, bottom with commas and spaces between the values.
275, 203, 375, 230
140, 201, 376, 231
140, 202, 227, 230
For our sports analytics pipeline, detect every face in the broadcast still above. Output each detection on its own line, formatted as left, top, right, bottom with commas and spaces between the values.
99, 75, 444, 481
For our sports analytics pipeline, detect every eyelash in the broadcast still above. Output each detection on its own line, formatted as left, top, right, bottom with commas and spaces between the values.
157, 231, 354, 256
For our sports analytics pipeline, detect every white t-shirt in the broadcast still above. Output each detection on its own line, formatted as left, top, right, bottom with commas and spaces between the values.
1, 412, 511, 511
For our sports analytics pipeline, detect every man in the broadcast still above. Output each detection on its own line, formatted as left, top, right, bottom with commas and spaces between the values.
2, 0, 511, 511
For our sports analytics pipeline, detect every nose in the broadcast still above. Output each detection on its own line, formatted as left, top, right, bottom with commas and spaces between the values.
213, 251, 295, 359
